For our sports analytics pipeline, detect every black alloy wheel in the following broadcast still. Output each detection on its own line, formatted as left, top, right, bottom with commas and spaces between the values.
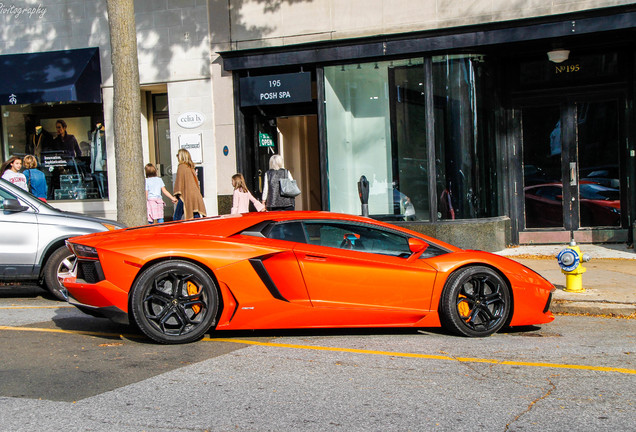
130, 260, 219, 344
439, 266, 510, 337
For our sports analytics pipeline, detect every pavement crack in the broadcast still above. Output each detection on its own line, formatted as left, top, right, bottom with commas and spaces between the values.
504, 378, 556, 431
438, 350, 489, 379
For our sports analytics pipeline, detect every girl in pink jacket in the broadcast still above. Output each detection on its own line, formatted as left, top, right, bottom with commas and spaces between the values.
231, 173, 265, 214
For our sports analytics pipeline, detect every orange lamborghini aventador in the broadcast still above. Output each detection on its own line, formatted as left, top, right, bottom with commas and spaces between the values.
61, 211, 555, 344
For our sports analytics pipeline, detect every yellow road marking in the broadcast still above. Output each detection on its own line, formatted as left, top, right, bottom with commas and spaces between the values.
0, 325, 137, 339
205, 338, 636, 375
0, 325, 633, 375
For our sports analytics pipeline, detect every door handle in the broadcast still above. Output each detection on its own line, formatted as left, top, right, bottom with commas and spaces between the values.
569, 162, 577, 186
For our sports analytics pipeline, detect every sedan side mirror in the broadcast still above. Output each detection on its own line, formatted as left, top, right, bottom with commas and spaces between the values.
3, 198, 28, 212
408, 238, 429, 254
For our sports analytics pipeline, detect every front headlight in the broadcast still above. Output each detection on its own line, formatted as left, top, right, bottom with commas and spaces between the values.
66, 241, 99, 259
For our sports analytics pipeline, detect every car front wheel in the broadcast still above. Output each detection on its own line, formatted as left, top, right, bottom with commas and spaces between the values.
439, 266, 510, 337
130, 260, 219, 344
43, 245, 76, 301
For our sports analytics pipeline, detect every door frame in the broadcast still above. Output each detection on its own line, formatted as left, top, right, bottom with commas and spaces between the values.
512, 89, 630, 244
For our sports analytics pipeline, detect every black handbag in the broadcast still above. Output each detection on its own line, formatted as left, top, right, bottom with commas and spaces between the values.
173, 198, 184, 220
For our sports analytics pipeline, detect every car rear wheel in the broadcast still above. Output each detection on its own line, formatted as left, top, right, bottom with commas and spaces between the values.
439, 266, 510, 337
43, 245, 76, 301
130, 260, 219, 344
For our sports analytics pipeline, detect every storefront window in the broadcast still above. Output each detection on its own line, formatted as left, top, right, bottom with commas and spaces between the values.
1, 103, 108, 201
324, 54, 499, 222
324, 59, 429, 220
432, 55, 499, 220
391, 61, 430, 221
324, 61, 393, 216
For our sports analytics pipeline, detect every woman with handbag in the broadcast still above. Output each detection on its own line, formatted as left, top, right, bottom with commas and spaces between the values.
261, 154, 299, 211
173, 149, 206, 220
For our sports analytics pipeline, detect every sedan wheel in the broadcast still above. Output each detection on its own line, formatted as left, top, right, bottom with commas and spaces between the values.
130, 260, 219, 344
43, 245, 76, 301
440, 266, 510, 337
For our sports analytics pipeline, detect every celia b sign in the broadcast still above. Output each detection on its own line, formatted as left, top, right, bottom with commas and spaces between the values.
239, 72, 311, 107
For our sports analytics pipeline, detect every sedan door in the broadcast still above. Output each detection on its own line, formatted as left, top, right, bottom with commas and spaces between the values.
293, 221, 437, 323
0, 185, 38, 276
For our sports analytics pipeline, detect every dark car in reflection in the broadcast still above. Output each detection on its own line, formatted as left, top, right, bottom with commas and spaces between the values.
580, 165, 620, 189
525, 182, 620, 228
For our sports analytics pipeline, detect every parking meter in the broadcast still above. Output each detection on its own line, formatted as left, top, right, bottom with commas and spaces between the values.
358, 175, 369, 217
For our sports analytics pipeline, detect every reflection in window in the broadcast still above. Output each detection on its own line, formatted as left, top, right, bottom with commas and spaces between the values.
391, 62, 430, 221
433, 55, 499, 220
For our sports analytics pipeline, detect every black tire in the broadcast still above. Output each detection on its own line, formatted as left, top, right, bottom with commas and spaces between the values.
43, 245, 76, 301
130, 260, 219, 344
439, 266, 510, 337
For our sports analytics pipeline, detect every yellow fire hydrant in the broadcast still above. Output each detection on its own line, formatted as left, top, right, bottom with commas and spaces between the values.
556, 241, 591, 293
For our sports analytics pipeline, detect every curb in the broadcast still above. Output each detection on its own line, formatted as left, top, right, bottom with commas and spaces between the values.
551, 300, 636, 316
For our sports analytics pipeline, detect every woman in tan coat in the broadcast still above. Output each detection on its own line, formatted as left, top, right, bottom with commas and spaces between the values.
173, 149, 206, 220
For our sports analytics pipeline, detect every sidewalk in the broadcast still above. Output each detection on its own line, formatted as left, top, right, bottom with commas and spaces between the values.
495, 244, 636, 316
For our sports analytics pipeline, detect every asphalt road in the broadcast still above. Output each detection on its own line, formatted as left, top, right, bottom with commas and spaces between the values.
0, 286, 634, 431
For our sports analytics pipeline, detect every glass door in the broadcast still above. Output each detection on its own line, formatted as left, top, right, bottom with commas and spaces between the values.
522, 99, 622, 232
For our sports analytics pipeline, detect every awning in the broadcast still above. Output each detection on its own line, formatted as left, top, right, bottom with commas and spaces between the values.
0, 47, 102, 105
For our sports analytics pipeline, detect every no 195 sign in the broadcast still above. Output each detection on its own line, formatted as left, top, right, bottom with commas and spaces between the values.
240, 72, 312, 107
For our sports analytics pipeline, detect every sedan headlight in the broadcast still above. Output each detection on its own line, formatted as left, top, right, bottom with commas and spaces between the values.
66, 241, 99, 259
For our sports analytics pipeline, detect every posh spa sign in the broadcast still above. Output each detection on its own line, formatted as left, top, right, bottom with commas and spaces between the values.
239, 72, 311, 107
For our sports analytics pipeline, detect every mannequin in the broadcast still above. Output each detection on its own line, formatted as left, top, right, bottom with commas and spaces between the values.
90, 123, 106, 172
26, 125, 53, 162
90, 122, 107, 198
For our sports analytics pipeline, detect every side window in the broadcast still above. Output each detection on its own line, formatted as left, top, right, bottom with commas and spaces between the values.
303, 221, 412, 257
265, 222, 307, 243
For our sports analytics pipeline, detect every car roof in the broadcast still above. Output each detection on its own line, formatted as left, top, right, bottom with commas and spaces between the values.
79, 210, 459, 252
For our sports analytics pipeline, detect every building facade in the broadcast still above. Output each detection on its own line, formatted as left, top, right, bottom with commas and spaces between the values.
1, 1, 634, 250
215, 0, 636, 249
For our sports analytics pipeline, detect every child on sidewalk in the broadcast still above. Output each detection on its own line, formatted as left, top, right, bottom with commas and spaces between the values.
145, 163, 178, 224
231, 173, 265, 214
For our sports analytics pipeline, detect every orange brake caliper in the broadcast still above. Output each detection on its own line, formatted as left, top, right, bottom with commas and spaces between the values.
186, 281, 201, 314
457, 294, 471, 321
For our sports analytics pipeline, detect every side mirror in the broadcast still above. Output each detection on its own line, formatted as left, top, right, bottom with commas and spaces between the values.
3, 198, 28, 212
408, 238, 429, 254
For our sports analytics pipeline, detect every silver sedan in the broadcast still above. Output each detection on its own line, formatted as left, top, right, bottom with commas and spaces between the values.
0, 179, 125, 300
